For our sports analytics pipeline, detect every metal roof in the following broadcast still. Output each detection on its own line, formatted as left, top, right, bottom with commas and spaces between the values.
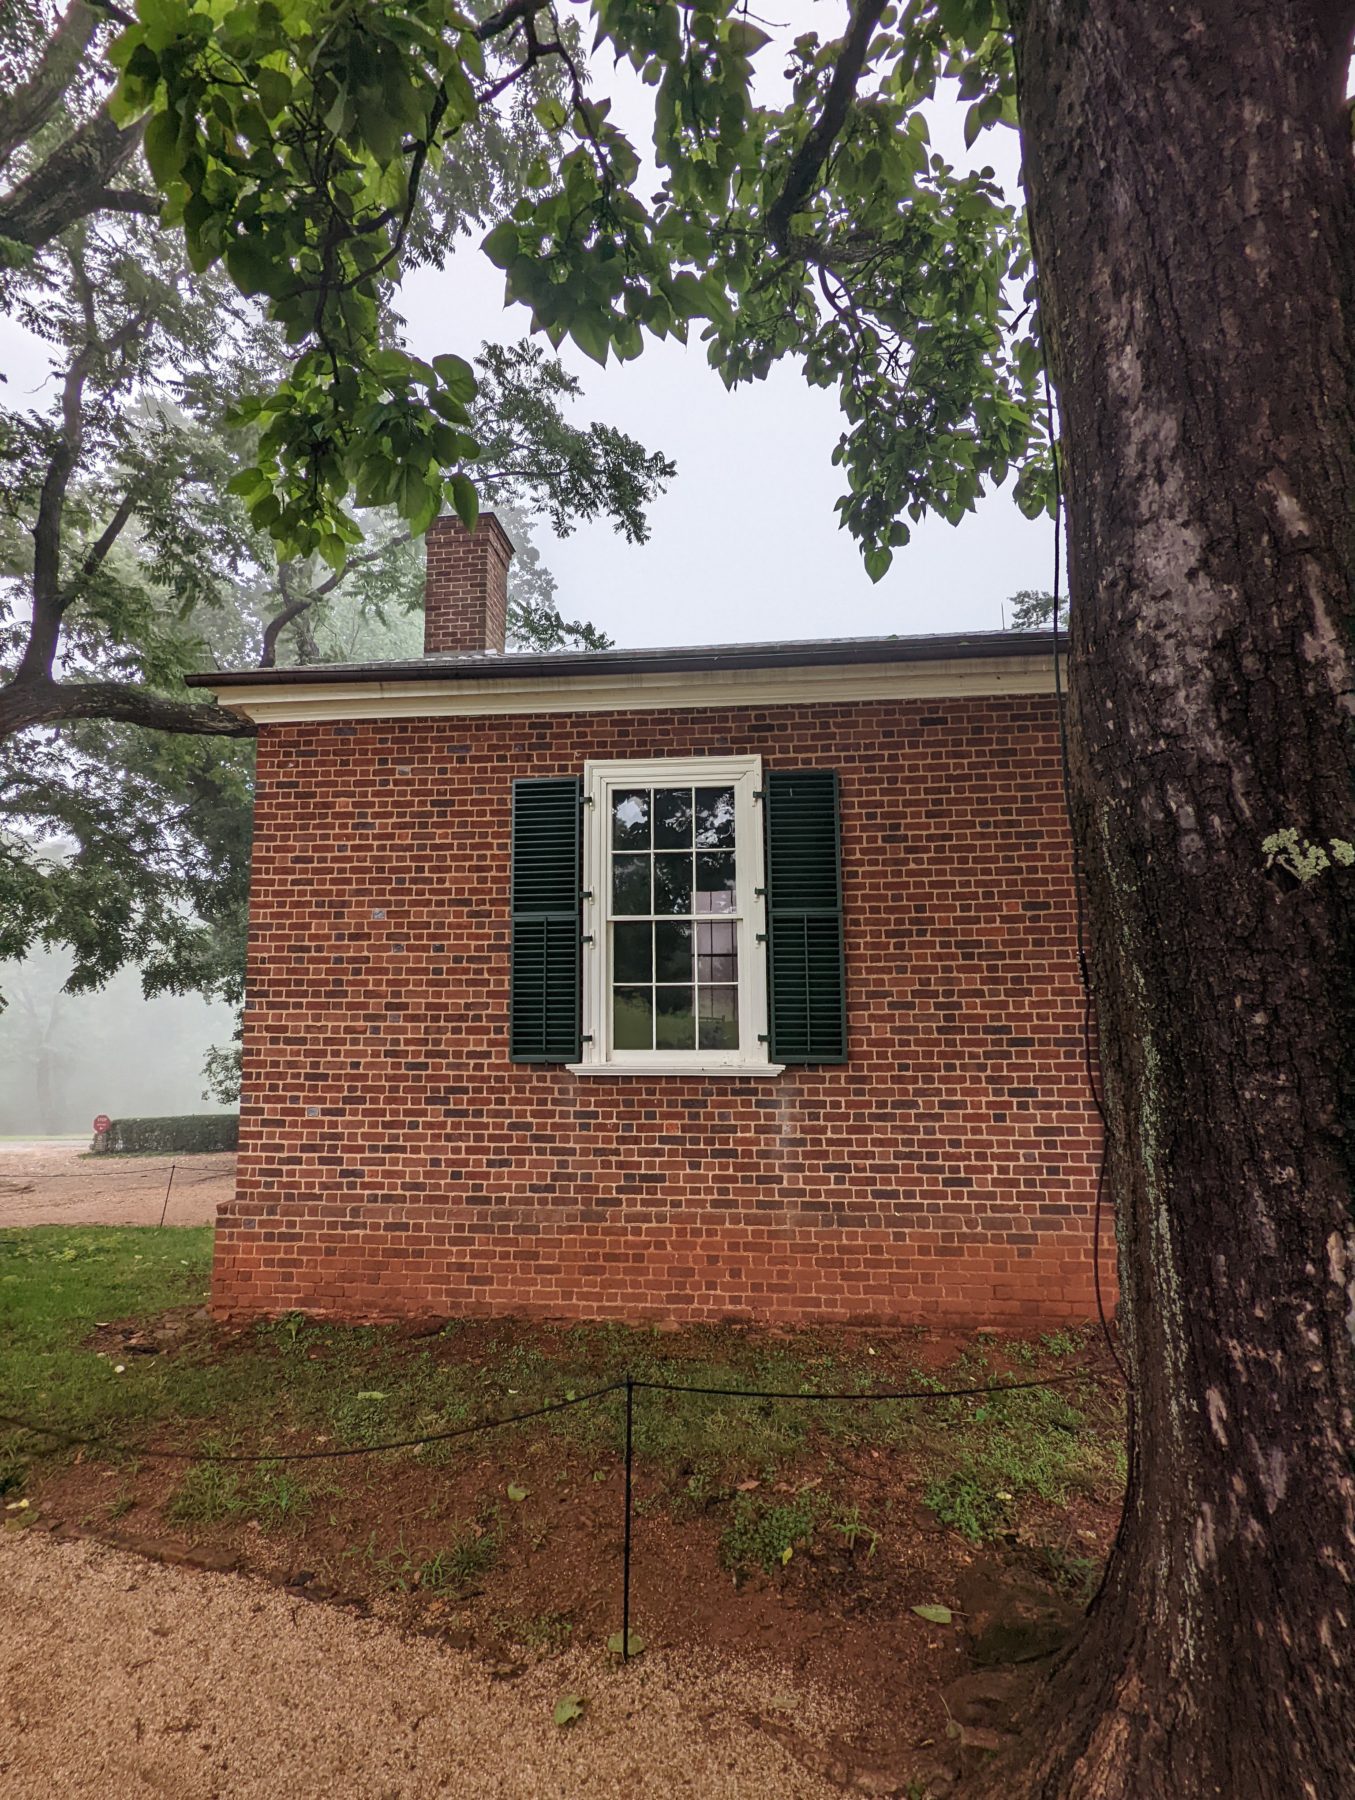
187, 629, 1057, 690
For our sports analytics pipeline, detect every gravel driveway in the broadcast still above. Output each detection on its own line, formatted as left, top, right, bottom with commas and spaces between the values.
0, 1141, 230, 1228
0, 1532, 850, 1799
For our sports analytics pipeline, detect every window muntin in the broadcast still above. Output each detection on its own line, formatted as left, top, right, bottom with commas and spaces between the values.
577, 756, 771, 1071
608, 784, 740, 1051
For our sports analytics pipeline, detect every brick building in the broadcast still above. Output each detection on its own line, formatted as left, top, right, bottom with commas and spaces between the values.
189, 515, 1105, 1327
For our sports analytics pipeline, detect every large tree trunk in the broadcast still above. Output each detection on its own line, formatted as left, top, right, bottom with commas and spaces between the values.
986, 3, 1355, 1794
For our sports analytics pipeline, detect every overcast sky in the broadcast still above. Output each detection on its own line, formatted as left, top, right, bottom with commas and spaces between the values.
0, 5, 1051, 655
397, 12, 1049, 650
0, 9, 1050, 1114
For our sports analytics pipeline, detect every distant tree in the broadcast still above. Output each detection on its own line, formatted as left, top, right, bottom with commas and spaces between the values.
1, 184, 670, 1042
1004, 588, 1058, 631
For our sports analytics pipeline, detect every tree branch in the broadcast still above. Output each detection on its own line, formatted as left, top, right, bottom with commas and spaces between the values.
23, 345, 99, 684
22, 297, 154, 687
257, 529, 415, 666
258, 564, 312, 669
0, 1, 99, 171
0, 106, 143, 250
766, 0, 889, 253
0, 675, 256, 739
474, 0, 551, 44
315, 529, 411, 594
68, 491, 137, 596
93, 187, 161, 218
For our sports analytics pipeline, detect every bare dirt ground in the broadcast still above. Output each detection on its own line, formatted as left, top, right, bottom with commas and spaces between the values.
0, 1142, 232, 1228
0, 1530, 860, 1799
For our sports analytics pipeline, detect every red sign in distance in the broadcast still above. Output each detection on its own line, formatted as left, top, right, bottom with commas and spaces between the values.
92, 1114, 111, 1134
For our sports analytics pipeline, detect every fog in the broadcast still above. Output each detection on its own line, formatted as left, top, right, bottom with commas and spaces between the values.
0, 946, 235, 1138
0, 31, 1045, 1140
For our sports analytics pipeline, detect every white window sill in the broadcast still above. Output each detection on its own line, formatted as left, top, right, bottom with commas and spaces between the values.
565, 1061, 786, 1078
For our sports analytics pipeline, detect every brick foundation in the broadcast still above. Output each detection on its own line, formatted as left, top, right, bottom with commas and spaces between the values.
215, 694, 1110, 1327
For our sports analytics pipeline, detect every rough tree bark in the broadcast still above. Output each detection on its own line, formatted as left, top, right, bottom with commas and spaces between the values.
978, 3, 1355, 1795
0, 1, 98, 171
0, 107, 150, 250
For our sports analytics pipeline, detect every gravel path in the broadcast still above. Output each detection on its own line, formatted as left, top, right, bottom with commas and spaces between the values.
0, 1142, 230, 1228
0, 1532, 851, 1799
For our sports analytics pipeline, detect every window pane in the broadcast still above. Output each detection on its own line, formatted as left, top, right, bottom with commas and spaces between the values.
655, 986, 696, 1049
653, 853, 693, 914
612, 789, 650, 849
695, 852, 735, 913
613, 987, 653, 1049
654, 788, 693, 849
695, 787, 736, 848
697, 919, 738, 985
655, 921, 693, 982
612, 855, 650, 915
613, 921, 652, 983
698, 986, 739, 1050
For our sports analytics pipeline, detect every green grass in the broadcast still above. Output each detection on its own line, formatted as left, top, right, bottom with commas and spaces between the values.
346, 1516, 503, 1594
418, 1518, 503, 1590
0, 1227, 214, 1475
0, 1226, 1125, 1560
720, 1491, 822, 1575
918, 1379, 1126, 1543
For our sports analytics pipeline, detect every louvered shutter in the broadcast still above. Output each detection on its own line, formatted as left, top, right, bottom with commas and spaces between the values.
763, 769, 847, 1064
510, 777, 582, 1061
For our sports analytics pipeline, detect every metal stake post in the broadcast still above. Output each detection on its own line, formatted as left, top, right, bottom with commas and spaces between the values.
622, 1374, 634, 1662
158, 1160, 177, 1229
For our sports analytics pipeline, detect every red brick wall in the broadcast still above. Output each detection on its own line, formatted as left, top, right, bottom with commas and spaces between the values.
214, 694, 1110, 1327
422, 515, 512, 655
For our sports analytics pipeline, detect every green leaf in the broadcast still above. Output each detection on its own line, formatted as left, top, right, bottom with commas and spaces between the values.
255, 67, 292, 120
606, 1631, 645, 1657
912, 1603, 954, 1625
553, 1695, 585, 1727
370, 349, 416, 381
863, 546, 893, 584
225, 236, 285, 300
727, 20, 772, 54
482, 222, 518, 270
143, 110, 184, 186
140, 0, 189, 52
432, 354, 477, 403
450, 473, 479, 530
507, 1482, 528, 1502
568, 313, 611, 368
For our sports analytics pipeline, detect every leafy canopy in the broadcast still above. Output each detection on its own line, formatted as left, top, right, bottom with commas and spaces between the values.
1, 187, 670, 1011
108, 0, 1052, 580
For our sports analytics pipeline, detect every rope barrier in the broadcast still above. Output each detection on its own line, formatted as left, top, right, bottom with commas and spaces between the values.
3, 1361, 1120, 1660
0, 1384, 624, 1465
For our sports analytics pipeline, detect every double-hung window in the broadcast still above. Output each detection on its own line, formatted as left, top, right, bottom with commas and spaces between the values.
508, 759, 846, 1072
576, 756, 775, 1074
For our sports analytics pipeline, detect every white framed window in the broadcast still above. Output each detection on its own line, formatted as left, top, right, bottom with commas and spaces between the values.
568, 756, 783, 1076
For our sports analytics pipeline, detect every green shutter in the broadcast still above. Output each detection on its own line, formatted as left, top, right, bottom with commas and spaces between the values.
510, 776, 582, 1061
763, 768, 846, 1064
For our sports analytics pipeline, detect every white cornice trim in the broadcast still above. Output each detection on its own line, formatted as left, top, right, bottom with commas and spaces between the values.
209, 653, 1061, 725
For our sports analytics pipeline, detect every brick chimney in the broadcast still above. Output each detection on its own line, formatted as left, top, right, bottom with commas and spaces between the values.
423, 513, 515, 656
